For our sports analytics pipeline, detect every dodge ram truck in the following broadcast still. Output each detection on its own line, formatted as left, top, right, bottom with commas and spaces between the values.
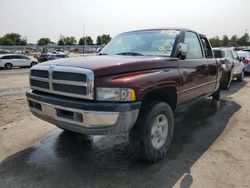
26, 28, 221, 162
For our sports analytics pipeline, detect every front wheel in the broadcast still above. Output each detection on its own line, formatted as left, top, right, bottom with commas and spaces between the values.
237, 71, 244, 82
220, 72, 232, 90
212, 88, 220, 101
129, 101, 174, 162
5, 63, 12, 70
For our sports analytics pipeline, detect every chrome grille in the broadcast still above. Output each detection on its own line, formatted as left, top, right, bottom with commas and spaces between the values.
29, 65, 94, 100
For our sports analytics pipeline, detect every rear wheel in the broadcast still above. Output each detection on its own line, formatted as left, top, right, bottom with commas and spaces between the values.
5, 63, 12, 70
129, 101, 174, 162
237, 71, 244, 82
31, 62, 37, 67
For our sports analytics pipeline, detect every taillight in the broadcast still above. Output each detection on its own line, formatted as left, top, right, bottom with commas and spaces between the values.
242, 59, 249, 64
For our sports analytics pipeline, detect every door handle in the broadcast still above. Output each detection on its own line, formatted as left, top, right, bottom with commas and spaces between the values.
204, 65, 209, 71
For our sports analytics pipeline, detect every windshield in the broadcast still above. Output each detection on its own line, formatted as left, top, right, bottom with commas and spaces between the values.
100, 30, 180, 56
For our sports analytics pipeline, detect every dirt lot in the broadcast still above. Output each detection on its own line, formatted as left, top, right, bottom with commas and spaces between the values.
0, 68, 250, 188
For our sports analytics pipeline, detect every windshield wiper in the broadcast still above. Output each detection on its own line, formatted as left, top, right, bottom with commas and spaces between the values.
116, 52, 144, 56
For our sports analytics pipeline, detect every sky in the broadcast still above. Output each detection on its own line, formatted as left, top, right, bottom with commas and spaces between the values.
0, 0, 249, 43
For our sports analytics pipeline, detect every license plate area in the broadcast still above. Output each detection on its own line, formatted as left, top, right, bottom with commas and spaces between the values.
56, 108, 83, 123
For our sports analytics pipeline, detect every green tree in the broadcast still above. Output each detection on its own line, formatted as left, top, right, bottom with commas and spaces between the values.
37, 38, 51, 46
230, 35, 238, 43
79, 36, 93, 45
63, 36, 77, 45
58, 38, 65, 45
221, 35, 229, 46
96, 34, 112, 45
209, 36, 221, 47
237, 33, 250, 46
0, 33, 27, 45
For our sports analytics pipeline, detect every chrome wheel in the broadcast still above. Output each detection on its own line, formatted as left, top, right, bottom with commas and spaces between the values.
150, 114, 168, 149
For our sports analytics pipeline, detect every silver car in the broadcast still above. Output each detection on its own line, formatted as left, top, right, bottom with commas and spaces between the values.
213, 48, 244, 89
237, 51, 250, 73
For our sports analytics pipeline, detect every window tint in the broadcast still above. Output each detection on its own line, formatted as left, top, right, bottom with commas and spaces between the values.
184, 32, 203, 59
18, 55, 28, 59
1, 56, 11, 59
200, 37, 213, 58
56, 55, 66, 58
9, 55, 20, 59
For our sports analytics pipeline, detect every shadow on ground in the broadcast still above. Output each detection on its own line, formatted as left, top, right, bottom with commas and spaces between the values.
0, 98, 240, 188
221, 79, 247, 97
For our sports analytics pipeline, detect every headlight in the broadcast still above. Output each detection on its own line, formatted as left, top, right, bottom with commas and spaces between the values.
96, 87, 136, 101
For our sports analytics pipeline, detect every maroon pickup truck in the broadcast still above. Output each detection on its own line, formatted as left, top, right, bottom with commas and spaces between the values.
26, 28, 221, 162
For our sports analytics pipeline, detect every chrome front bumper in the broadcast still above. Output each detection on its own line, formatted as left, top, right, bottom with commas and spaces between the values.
26, 90, 140, 135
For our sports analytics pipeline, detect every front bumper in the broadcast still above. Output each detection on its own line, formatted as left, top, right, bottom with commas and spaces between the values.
26, 89, 141, 135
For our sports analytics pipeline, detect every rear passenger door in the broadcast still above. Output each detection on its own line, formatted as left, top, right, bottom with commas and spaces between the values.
14, 55, 30, 67
178, 31, 212, 103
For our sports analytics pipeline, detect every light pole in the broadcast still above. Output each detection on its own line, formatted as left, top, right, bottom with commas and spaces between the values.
82, 24, 85, 55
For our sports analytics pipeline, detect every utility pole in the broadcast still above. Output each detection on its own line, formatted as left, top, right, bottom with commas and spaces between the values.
82, 23, 85, 55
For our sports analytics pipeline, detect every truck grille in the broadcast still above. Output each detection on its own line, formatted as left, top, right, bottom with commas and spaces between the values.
29, 65, 94, 99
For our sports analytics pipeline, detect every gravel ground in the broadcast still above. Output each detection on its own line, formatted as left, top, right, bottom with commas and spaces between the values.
0, 68, 249, 188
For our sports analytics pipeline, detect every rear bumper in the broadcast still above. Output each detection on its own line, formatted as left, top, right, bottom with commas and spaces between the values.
26, 89, 141, 135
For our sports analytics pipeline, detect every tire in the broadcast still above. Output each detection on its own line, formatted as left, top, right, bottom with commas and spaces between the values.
31, 62, 37, 67
220, 72, 232, 90
129, 101, 174, 162
212, 88, 220, 101
237, 71, 244, 82
4, 63, 12, 70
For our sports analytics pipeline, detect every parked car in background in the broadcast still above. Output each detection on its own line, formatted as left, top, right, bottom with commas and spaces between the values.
0, 49, 10, 54
237, 50, 250, 73
0, 54, 37, 70
38, 53, 69, 63
213, 48, 244, 89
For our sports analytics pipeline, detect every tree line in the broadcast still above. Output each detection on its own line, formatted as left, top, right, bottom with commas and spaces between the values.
0, 32, 249, 47
0, 33, 112, 46
209, 32, 250, 47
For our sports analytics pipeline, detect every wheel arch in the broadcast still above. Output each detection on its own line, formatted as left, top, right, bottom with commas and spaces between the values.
141, 86, 177, 111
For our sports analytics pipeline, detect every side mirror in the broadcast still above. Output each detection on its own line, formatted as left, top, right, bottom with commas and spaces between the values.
178, 43, 187, 59
96, 47, 102, 53
239, 56, 245, 62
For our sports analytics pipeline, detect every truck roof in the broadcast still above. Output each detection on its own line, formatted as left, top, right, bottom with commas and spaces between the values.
120, 27, 206, 37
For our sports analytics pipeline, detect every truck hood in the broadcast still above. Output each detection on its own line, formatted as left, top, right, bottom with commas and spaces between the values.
41, 55, 178, 76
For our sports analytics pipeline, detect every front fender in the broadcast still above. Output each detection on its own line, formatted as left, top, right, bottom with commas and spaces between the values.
95, 68, 182, 100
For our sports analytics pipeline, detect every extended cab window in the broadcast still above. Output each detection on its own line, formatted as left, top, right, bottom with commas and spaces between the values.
184, 32, 203, 59
200, 37, 213, 58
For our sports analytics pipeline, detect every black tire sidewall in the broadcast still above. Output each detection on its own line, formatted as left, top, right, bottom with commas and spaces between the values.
144, 102, 174, 154
237, 71, 244, 82
130, 101, 174, 162
5, 63, 12, 69
31, 62, 36, 67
